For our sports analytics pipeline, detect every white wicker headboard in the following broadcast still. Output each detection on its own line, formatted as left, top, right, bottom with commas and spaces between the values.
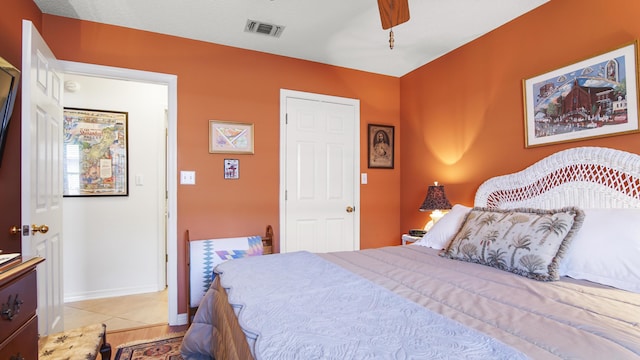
475, 147, 640, 210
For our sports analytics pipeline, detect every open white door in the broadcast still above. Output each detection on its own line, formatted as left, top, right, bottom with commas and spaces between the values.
21, 20, 65, 335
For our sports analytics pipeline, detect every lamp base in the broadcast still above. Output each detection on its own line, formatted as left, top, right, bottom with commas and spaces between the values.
430, 209, 445, 223
424, 209, 448, 232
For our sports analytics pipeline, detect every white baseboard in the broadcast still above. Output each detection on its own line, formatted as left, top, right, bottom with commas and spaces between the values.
173, 313, 188, 326
64, 284, 164, 303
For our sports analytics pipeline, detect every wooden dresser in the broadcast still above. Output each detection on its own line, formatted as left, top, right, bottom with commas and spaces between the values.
0, 257, 44, 360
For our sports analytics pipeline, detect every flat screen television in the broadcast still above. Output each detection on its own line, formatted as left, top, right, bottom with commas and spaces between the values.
0, 57, 20, 167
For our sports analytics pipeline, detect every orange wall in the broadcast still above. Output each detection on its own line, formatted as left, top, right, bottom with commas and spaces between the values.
8, 0, 640, 316
37, 15, 401, 312
400, 0, 640, 231
0, 0, 42, 252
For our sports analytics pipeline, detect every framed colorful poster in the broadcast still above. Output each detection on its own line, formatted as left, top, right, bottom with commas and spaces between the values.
63, 108, 129, 196
523, 41, 639, 147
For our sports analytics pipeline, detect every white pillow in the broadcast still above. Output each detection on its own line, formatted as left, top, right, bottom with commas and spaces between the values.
559, 208, 640, 293
414, 204, 471, 250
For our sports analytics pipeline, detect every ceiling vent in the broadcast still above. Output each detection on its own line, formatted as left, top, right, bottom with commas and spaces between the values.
245, 19, 285, 38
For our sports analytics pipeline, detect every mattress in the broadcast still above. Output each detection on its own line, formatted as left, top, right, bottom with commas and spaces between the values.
184, 245, 640, 359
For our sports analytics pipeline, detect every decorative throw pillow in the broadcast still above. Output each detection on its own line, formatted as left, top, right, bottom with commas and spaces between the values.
414, 204, 471, 250
441, 207, 584, 281
559, 208, 640, 293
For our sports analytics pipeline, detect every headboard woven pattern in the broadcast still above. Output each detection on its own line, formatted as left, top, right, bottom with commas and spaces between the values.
475, 147, 640, 210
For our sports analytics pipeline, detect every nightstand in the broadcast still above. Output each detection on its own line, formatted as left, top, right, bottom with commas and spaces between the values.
402, 234, 422, 245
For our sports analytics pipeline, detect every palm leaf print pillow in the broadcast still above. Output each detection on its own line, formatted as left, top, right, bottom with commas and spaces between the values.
441, 207, 584, 281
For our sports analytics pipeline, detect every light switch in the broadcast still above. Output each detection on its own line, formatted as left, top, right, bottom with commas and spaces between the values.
361, 173, 368, 185
135, 174, 144, 186
180, 171, 196, 185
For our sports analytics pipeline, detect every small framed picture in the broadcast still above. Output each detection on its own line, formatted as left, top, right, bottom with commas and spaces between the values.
209, 120, 254, 154
224, 159, 239, 179
368, 124, 394, 169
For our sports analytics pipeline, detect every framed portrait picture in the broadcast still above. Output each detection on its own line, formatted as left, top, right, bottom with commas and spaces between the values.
523, 41, 639, 147
209, 120, 254, 154
62, 108, 129, 196
368, 124, 394, 169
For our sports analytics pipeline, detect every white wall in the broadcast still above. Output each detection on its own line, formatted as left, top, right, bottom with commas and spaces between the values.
62, 74, 168, 301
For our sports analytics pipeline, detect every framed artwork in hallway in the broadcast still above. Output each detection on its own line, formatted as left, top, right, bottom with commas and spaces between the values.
62, 108, 129, 196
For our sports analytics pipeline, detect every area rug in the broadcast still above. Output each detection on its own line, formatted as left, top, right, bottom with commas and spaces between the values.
115, 333, 184, 360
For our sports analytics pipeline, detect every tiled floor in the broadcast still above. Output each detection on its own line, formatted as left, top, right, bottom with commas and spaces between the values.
63, 289, 168, 331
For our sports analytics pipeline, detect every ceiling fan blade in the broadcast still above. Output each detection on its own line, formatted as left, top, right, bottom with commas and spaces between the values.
377, 0, 410, 30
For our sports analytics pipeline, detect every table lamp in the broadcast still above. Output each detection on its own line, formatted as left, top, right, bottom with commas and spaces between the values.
419, 181, 452, 231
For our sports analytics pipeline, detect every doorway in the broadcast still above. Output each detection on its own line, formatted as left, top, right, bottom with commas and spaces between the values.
61, 74, 167, 304
60, 61, 180, 325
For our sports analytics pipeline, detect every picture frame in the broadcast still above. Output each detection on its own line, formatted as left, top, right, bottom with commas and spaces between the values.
368, 124, 394, 169
63, 108, 129, 196
209, 120, 254, 154
224, 159, 239, 179
523, 41, 639, 147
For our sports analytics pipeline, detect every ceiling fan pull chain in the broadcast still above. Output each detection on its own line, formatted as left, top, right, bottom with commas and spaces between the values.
389, 0, 395, 49
389, 28, 395, 50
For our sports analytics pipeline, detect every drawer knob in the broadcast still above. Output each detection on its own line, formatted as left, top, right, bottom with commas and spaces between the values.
1, 294, 23, 321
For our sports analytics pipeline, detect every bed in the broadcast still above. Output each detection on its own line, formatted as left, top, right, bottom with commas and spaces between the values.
181, 146, 640, 359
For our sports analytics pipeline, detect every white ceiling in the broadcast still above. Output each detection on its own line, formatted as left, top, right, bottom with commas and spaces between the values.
33, 0, 549, 77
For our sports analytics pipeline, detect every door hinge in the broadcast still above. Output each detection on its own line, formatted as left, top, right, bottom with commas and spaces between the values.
285, 113, 288, 125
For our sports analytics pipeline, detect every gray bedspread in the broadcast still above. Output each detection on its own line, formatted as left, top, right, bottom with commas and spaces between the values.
217, 251, 527, 360
181, 245, 640, 359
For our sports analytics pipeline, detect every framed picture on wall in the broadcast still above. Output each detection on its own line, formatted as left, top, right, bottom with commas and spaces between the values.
224, 159, 239, 179
523, 41, 639, 147
62, 108, 129, 196
209, 120, 254, 154
368, 124, 394, 169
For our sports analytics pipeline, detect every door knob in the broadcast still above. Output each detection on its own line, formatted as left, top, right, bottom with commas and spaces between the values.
31, 224, 49, 235
346, 206, 354, 213
9, 225, 20, 235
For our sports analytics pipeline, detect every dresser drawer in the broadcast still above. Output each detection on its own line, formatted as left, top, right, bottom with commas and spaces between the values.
0, 315, 38, 360
0, 270, 37, 343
